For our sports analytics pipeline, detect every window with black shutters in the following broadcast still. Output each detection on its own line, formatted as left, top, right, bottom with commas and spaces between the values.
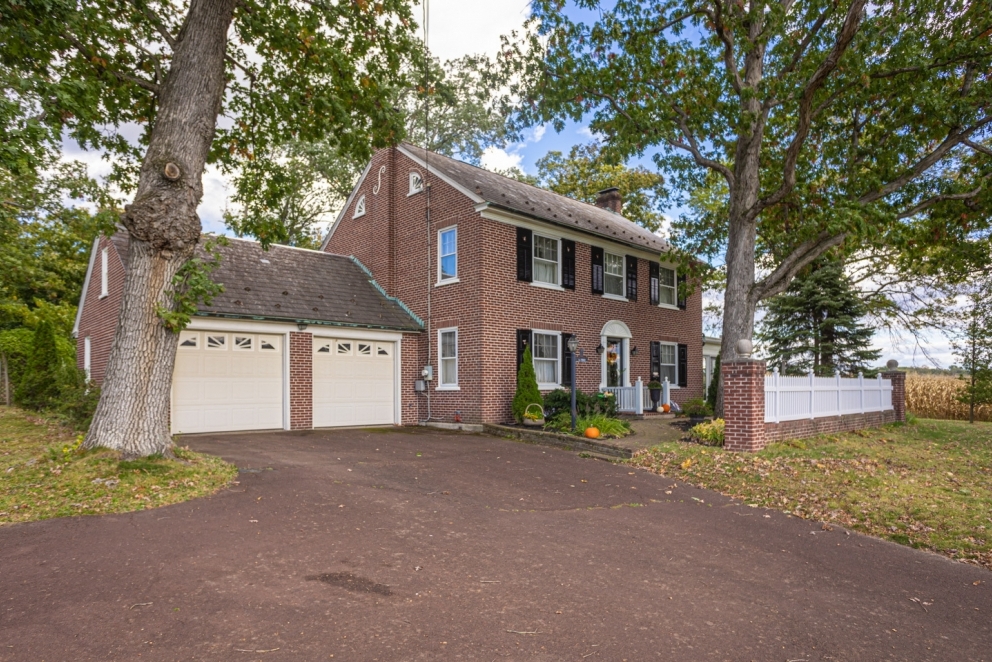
649, 262, 660, 306
625, 255, 638, 301
561, 240, 575, 290
591, 246, 604, 294
516, 227, 532, 282
516, 329, 532, 368
677, 273, 687, 309
677, 343, 688, 387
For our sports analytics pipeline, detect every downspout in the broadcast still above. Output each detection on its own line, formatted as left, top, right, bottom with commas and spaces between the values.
421, 0, 433, 423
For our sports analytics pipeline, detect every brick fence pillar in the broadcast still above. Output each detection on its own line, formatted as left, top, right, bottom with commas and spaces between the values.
289, 332, 313, 430
882, 371, 906, 422
722, 359, 767, 452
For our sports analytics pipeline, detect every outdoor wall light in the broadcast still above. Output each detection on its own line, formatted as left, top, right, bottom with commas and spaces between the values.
595, 344, 604, 355
297, 322, 308, 331
566, 335, 579, 353
630, 346, 639, 356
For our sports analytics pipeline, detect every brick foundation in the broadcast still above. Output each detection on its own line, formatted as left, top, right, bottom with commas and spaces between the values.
765, 409, 898, 442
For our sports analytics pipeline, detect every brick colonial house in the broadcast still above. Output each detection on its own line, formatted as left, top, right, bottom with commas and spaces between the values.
322, 144, 704, 426
75, 144, 704, 434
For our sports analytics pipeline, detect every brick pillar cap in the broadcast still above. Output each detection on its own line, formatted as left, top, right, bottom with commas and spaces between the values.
724, 358, 767, 366
881, 371, 905, 378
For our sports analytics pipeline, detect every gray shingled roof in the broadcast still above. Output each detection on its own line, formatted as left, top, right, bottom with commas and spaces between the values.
109, 231, 421, 331
399, 143, 670, 254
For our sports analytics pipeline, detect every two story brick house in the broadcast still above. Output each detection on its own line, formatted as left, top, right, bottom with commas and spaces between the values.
323, 144, 704, 425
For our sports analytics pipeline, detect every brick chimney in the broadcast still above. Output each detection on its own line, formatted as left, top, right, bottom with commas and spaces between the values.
595, 187, 622, 214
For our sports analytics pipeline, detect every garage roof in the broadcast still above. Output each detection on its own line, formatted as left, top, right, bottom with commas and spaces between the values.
109, 231, 422, 332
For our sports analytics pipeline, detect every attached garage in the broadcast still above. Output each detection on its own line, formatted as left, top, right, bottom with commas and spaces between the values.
312, 337, 396, 427
171, 330, 285, 434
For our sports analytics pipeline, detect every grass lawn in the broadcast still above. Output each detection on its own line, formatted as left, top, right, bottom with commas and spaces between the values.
1, 406, 237, 526
630, 418, 992, 571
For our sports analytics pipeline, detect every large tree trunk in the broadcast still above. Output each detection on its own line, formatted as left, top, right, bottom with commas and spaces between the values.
85, 0, 236, 457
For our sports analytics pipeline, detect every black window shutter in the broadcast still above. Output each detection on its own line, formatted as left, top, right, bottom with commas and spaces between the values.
625, 255, 638, 301
677, 343, 688, 388
677, 272, 687, 310
561, 239, 575, 290
591, 246, 604, 294
649, 261, 660, 306
516, 329, 532, 368
561, 333, 573, 386
516, 227, 532, 282
650, 341, 661, 382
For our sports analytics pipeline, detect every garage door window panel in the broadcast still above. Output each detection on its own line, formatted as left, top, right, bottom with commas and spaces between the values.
336, 341, 352, 355
358, 342, 372, 356
260, 337, 279, 351
234, 336, 253, 351
206, 334, 227, 350
179, 332, 199, 349
376, 343, 391, 357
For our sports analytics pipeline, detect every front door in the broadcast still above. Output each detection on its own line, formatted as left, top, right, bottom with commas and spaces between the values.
605, 337, 624, 387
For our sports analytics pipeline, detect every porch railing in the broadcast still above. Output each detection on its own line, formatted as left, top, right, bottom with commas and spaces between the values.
602, 377, 670, 414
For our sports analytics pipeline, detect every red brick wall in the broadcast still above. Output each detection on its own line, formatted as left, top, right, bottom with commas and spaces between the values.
75, 236, 126, 385
324, 147, 705, 425
724, 361, 908, 451
288, 332, 312, 429
722, 360, 767, 452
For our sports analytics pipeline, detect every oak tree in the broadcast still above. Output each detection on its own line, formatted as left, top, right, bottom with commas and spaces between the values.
2, 0, 424, 456
500, 0, 992, 414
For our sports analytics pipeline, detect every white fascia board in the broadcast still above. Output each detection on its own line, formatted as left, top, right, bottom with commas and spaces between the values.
186, 316, 406, 342
72, 236, 101, 338
319, 160, 374, 252
396, 145, 485, 204
476, 204, 670, 265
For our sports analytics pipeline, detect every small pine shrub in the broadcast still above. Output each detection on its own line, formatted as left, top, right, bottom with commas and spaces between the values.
15, 320, 62, 410
706, 352, 720, 410
681, 397, 713, 418
512, 345, 543, 422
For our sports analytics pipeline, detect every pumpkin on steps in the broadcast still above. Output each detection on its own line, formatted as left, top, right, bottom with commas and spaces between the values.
584, 427, 600, 439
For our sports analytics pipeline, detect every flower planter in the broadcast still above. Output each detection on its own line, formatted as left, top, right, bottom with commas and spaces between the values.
522, 418, 545, 427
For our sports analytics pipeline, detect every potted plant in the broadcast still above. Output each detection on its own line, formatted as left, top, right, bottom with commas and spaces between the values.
681, 397, 713, 423
522, 403, 545, 427
647, 380, 663, 410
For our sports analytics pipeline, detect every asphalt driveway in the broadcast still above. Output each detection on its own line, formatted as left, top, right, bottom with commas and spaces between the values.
1, 427, 989, 661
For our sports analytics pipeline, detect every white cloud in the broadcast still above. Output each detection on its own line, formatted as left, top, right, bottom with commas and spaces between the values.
530, 124, 547, 143
480, 145, 523, 172
420, 0, 530, 62
576, 125, 605, 142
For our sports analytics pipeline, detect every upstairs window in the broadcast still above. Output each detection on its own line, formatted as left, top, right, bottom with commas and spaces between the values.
533, 235, 559, 285
439, 227, 457, 282
409, 171, 424, 195
604, 252, 625, 296
100, 248, 109, 298
658, 267, 677, 306
353, 195, 366, 218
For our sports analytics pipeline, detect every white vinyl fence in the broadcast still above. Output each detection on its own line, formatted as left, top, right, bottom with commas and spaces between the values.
602, 377, 671, 414
764, 369, 893, 423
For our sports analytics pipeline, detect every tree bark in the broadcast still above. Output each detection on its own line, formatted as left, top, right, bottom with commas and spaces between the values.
84, 0, 236, 457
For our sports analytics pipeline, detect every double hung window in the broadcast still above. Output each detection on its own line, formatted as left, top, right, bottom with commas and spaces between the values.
532, 332, 560, 386
658, 267, 677, 306
604, 252, 625, 296
439, 329, 458, 387
533, 235, 559, 285
439, 227, 457, 282
658, 343, 677, 384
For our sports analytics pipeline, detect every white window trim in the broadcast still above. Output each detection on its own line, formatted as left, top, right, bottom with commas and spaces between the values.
602, 292, 629, 302
531, 233, 562, 287
408, 171, 424, 196
353, 194, 366, 218
657, 341, 680, 388
99, 248, 109, 298
603, 250, 626, 298
599, 335, 631, 389
657, 265, 678, 309
531, 329, 562, 391
437, 225, 458, 285
83, 336, 91, 379
437, 327, 459, 390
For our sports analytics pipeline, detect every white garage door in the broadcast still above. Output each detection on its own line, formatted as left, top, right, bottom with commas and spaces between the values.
171, 331, 284, 434
313, 337, 395, 427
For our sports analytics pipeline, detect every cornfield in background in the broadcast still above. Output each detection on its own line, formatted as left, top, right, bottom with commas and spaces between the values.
905, 374, 992, 422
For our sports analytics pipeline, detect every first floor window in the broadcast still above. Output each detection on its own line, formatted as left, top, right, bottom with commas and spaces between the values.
440, 329, 457, 386
439, 227, 457, 281
658, 267, 676, 305
604, 252, 624, 296
533, 235, 559, 285
659, 343, 677, 384
532, 332, 559, 385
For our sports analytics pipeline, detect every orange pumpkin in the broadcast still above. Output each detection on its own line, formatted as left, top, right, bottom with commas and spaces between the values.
584, 427, 601, 439
662, 404, 671, 413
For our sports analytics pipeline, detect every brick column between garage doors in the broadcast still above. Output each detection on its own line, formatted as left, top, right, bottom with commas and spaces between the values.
289, 332, 313, 430
722, 359, 767, 452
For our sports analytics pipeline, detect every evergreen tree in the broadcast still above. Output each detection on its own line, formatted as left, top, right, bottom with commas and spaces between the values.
15, 320, 62, 410
706, 353, 721, 411
952, 276, 992, 424
512, 345, 543, 422
757, 260, 880, 376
